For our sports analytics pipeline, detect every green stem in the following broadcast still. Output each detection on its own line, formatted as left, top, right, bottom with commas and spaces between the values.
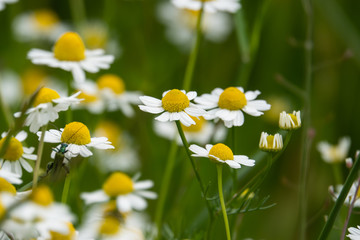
155, 139, 178, 239
69, 0, 87, 30
61, 174, 72, 203
332, 164, 343, 185
182, 4, 204, 91
217, 164, 231, 240
0, 89, 14, 129
32, 125, 47, 189
318, 153, 360, 240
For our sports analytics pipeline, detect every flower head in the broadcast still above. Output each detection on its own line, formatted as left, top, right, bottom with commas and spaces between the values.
28, 32, 114, 83
171, 0, 240, 13
317, 137, 351, 163
347, 225, 360, 240
330, 181, 360, 207
189, 143, 255, 169
195, 87, 271, 128
139, 89, 205, 126
259, 132, 283, 152
279, 110, 301, 130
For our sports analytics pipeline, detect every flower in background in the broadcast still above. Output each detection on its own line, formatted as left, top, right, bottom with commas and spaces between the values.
13, 9, 68, 42
139, 89, 205, 126
172, 0, 240, 13
195, 87, 271, 128
157, 2, 232, 49
0, 131, 37, 177
15, 87, 82, 133
96, 74, 141, 117
259, 132, 283, 152
154, 116, 226, 145
36, 222, 78, 240
93, 121, 140, 173
39, 121, 114, 159
81, 172, 157, 212
317, 137, 351, 163
73, 80, 104, 114
347, 225, 360, 240
0, 0, 17, 11
279, 110, 301, 130
28, 32, 114, 83
263, 95, 291, 124
330, 181, 360, 207
189, 143, 255, 169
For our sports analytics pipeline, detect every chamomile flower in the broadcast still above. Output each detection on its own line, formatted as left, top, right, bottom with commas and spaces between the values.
330, 181, 360, 207
172, 0, 240, 13
28, 32, 114, 83
189, 143, 255, 169
14, 87, 82, 133
317, 137, 351, 164
38, 121, 114, 159
195, 87, 271, 128
279, 110, 301, 130
73, 80, 104, 114
139, 89, 205, 127
96, 74, 141, 117
0, 131, 37, 177
348, 225, 360, 240
36, 222, 78, 240
0, 0, 17, 11
259, 132, 283, 152
13, 9, 68, 42
81, 172, 157, 212
154, 116, 226, 145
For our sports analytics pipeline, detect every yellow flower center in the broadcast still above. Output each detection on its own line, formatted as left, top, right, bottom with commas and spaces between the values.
102, 172, 134, 197
77, 91, 99, 103
61, 122, 91, 145
181, 116, 205, 132
0, 178, 16, 195
50, 222, 76, 240
30, 185, 54, 206
97, 74, 125, 95
209, 143, 234, 161
161, 89, 190, 113
218, 87, 247, 110
289, 113, 299, 126
22, 68, 47, 96
53, 32, 86, 61
99, 216, 120, 235
0, 137, 24, 161
266, 135, 274, 149
33, 9, 59, 29
95, 121, 121, 149
33, 87, 61, 107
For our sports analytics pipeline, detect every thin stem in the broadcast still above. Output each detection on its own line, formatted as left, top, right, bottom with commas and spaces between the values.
32, 125, 47, 189
61, 174, 71, 203
341, 177, 360, 240
69, 0, 87, 29
155, 139, 178, 239
317, 153, 360, 240
182, 3, 204, 91
332, 164, 343, 185
217, 164, 231, 240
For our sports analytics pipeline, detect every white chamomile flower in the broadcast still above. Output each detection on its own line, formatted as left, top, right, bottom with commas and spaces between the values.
38, 121, 114, 159
27, 32, 114, 83
81, 172, 157, 212
154, 116, 226, 145
348, 225, 360, 240
0, 131, 37, 177
330, 181, 360, 207
279, 110, 301, 130
74, 80, 104, 114
0, 0, 17, 11
14, 87, 82, 133
96, 74, 141, 117
195, 87, 271, 128
139, 89, 205, 127
189, 143, 255, 169
172, 0, 240, 13
2, 185, 75, 240
317, 137, 351, 164
259, 132, 283, 152
13, 9, 68, 42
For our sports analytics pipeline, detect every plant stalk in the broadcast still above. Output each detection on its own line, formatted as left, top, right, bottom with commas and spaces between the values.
32, 125, 47, 189
217, 164, 231, 240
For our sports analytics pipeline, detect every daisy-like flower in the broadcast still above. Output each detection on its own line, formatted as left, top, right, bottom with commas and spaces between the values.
189, 143, 255, 169
154, 116, 226, 145
0, 0, 17, 11
348, 225, 360, 240
13, 9, 68, 42
279, 110, 301, 130
330, 181, 360, 207
0, 131, 37, 177
96, 74, 141, 117
2, 185, 75, 240
38, 121, 114, 159
81, 172, 157, 212
317, 137, 351, 164
36, 222, 77, 240
74, 80, 104, 114
259, 132, 283, 152
195, 87, 271, 128
172, 0, 240, 13
139, 89, 205, 127
15, 87, 82, 133
27, 32, 114, 83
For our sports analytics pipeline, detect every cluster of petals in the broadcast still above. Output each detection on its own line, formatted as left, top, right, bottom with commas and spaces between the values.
317, 137, 351, 164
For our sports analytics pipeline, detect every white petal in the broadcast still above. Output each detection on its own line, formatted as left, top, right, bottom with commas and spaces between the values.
225, 160, 241, 169
189, 144, 209, 157
19, 158, 34, 172
134, 180, 154, 190
139, 105, 164, 114
155, 112, 170, 122
136, 190, 158, 199
139, 96, 162, 107
234, 155, 255, 166
116, 196, 132, 212
186, 91, 197, 100
15, 131, 27, 142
